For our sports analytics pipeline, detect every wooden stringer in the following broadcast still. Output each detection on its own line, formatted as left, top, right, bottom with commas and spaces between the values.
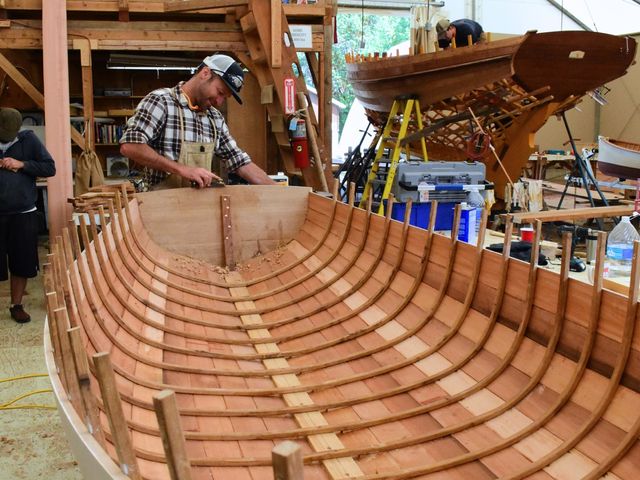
238, 0, 326, 191
359, 95, 428, 215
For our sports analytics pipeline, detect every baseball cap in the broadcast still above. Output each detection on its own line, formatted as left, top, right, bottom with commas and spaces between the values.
436, 18, 451, 38
201, 54, 245, 104
0, 107, 22, 142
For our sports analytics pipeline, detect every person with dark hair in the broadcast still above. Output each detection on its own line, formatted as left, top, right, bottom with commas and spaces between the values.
120, 54, 275, 190
0, 107, 56, 323
436, 18, 484, 49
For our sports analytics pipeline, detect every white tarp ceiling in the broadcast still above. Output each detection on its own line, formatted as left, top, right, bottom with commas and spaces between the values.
340, 0, 640, 36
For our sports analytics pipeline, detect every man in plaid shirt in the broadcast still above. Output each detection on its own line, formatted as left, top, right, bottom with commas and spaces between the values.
120, 54, 275, 188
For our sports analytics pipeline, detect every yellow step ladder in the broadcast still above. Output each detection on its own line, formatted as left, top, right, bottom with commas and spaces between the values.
359, 95, 428, 215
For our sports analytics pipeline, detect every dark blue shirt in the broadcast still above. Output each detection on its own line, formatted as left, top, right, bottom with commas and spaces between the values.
0, 130, 56, 215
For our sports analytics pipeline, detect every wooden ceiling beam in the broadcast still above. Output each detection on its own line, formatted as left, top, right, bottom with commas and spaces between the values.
164, 0, 247, 13
2, 0, 168, 12
0, 20, 247, 51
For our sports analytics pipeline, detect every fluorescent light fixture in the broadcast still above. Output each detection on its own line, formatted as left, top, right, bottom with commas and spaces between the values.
106, 54, 199, 72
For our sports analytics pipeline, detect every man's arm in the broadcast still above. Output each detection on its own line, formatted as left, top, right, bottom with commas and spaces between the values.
235, 162, 277, 185
120, 143, 220, 188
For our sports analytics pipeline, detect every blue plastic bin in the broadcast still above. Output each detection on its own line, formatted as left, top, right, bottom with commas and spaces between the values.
388, 201, 457, 231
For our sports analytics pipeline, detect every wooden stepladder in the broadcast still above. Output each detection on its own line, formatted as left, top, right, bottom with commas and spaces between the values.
359, 95, 428, 215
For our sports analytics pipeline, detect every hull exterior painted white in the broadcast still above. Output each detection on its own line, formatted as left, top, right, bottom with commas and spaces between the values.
599, 136, 640, 169
44, 320, 130, 480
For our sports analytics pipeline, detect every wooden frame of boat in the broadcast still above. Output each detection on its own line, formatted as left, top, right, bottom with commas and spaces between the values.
45, 185, 640, 479
346, 31, 637, 198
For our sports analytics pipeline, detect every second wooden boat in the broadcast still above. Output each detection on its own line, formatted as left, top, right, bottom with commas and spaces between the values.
45, 185, 640, 479
598, 136, 640, 180
347, 31, 637, 197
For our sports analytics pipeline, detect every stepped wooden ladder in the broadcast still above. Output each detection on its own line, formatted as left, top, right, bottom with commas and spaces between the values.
359, 95, 428, 215
236, 0, 328, 191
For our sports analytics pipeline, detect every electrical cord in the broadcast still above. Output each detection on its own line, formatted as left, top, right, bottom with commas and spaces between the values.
0, 374, 56, 411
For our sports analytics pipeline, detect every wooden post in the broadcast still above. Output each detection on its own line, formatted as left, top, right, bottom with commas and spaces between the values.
153, 390, 193, 480
270, 0, 281, 68
68, 327, 106, 446
220, 195, 235, 269
73, 39, 95, 150
54, 306, 82, 413
347, 182, 355, 206
45, 291, 64, 378
272, 441, 304, 480
43, 0, 74, 238
322, 3, 335, 179
93, 352, 142, 480
297, 92, 329, 192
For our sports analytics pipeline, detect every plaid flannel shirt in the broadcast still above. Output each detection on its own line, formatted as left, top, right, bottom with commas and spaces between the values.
119, 82, 251, 186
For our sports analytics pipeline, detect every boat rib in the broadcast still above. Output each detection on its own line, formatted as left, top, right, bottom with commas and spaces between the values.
45, 186, 640, 479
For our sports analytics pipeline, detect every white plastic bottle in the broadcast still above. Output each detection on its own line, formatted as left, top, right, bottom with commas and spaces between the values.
467, 189, 485, 234
606, 216, 640, 277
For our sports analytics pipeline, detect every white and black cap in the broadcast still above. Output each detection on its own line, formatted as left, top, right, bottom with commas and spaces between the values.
201, 54, 245, 104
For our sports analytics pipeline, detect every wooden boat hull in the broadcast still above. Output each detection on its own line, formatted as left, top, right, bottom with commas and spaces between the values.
347, 32, 637, 199
46, 186, 640, 479
598, 136, 640, 180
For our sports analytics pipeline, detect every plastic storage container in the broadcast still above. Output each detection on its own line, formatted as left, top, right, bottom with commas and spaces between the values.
467, 189, 485, 233
389, 201, 457, 230
605, 216, 639, 277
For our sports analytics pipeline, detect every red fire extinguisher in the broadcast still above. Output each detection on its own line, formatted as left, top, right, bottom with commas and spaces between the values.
290, 117, 310, 169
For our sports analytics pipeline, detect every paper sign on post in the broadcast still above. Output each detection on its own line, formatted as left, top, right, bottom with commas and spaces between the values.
289, 25, 313, 49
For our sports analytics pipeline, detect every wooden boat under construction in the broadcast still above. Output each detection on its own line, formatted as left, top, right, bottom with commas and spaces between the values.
346, 31, 637, 197
45, 185, 640, 479
598, 136, 640, 180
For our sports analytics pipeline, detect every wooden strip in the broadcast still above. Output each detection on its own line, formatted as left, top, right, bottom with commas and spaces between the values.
54, 306, 83, 413
45, 291, 64, 382
152, 390, 193, 480
508, 205, 634, 224
220, 195, 235, 269
270, 0, 281, 68
68, 326, 106, 446
272, 441, 303, 480
164, 0, 248, 12
93, 352, 142, 480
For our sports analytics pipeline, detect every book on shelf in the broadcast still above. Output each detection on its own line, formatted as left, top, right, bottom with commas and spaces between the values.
95, 122, 125, 145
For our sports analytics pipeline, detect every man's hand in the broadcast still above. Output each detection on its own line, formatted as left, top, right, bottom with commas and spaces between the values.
0, 157, 24, 172
179, 165, 222, 188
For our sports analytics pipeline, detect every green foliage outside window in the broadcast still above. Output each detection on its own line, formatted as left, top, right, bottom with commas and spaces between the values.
297, 13, 409, 136
333, 13, 410, 133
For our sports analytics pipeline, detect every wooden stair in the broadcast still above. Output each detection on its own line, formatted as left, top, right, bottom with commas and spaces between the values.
237, 0, 327, 191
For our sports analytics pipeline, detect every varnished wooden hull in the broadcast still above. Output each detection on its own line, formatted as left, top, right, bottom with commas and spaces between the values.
346, 31, 637, 198
46, 186, 640, 479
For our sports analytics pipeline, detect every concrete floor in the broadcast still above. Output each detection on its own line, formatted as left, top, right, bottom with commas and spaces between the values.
0, 241, 83, 480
